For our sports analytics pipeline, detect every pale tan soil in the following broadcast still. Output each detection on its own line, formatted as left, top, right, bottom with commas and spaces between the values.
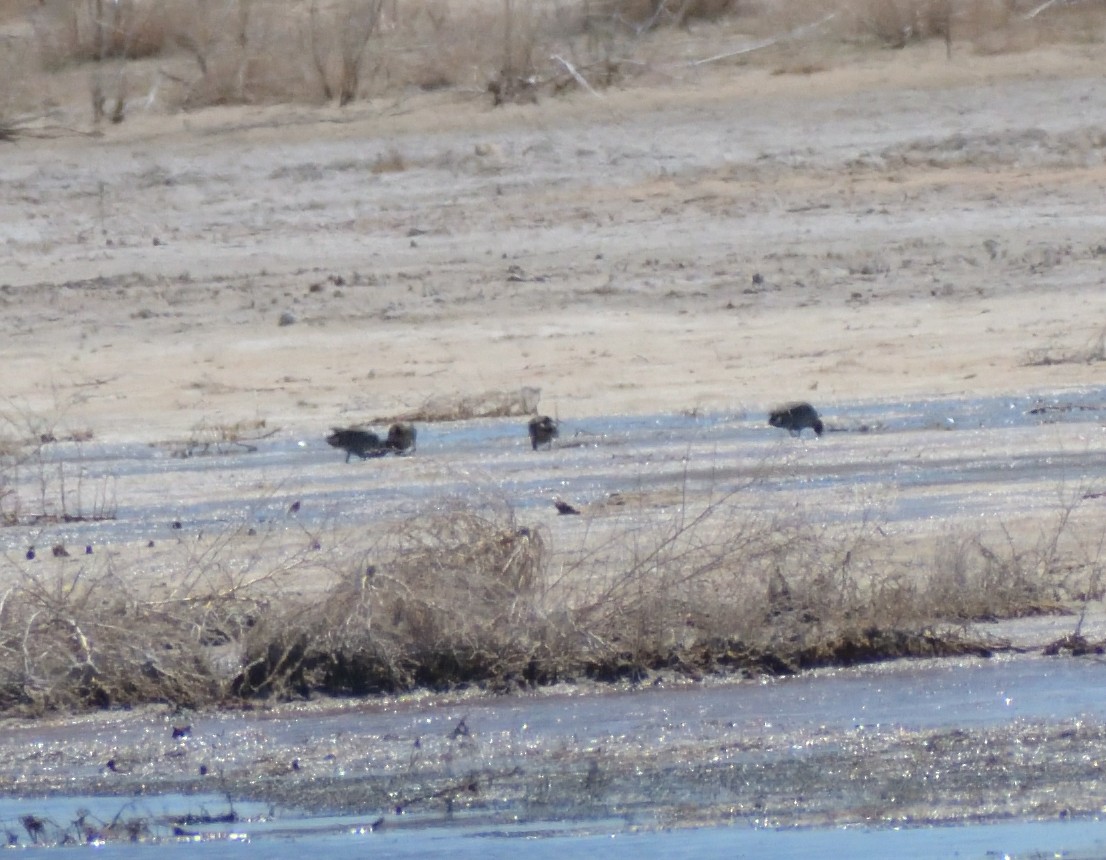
3, 42, 1106, 446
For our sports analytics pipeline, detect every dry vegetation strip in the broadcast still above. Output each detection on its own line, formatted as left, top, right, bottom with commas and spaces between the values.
0, 479, 1101, 716
3, 0, 1104, 127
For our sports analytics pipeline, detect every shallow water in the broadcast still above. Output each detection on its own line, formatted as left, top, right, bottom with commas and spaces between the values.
5, 649, 1106, 855
6, 386, 1106, 551
3, 793, 1106, 860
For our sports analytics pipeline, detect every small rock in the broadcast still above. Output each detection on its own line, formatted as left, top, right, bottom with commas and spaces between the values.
278, 311, 297, 327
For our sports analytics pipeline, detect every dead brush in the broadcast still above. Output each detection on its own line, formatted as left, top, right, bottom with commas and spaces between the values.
550, 482, 1097, 680
559, 496, 886, 675
1024, 326, 1106, 368
0, 505, 327, 714
233, 503, 552, 697
32, 0, 173, 69
0, 559, 220, 713
400, 386, 542, 422
596, 0, 738, 33
925, 493, 1106, 622
2, 481, 1101, 713
169, 417, 278, 458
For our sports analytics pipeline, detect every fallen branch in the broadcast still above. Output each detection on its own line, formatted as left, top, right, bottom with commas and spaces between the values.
1025, 0, 1062, 18
551, 54, 602, 98
688, 12, 838, 67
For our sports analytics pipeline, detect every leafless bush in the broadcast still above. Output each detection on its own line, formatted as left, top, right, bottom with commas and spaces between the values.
400, 386, 542, 422
370, 148, 407, 173
167, 417, 277, 458
0, 560, 218, 712
927, 493, 1106, 620
10, 0, 1106, 121
0, 514, 322, 714
559, 493, 889, 667
848, 0, 952, 49
548, 484, 1097, 679
33, 0, 179, 122
840, 0, 1106, 53
591, 0, 739, 32
234, 502, 552, 696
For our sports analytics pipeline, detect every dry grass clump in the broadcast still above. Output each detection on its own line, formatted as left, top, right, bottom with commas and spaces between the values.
307, 0, 388, 106
1024, 326, 1106, 368
233, 503, 554, 696
838, 0, 1106, 53
0, 558, 220, 713
845, 0, 953, 49
0, 519, 322, 714
552, 491, 1093, 680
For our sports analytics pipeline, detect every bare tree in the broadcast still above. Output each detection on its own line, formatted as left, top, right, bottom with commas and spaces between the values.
310, 0, 385, 106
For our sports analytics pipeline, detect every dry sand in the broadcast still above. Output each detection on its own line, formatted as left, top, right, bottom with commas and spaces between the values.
3, 42, 1106, 445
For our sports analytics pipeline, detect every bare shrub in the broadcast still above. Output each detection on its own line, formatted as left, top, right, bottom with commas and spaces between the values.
927, 493, 1106, 621
33, 0, 181, 122
234, 503, 551, 696
173, 0, 319, 108
0, 515, 321, 714
838, 0, 1106, 55
370, 148, 407, 173
167, 417, 277, 458
585, 0, 738, 32
551, 484, 1095, 680
400, 386, 542, 422
1024, 327, 1106, 367
560, 494, 885, 670
0, 21, 46, 134
33, 0, 172, 68
0, 559, 218, 713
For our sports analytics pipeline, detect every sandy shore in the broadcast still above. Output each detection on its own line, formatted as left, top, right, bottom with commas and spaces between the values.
3, 42, 1106, 447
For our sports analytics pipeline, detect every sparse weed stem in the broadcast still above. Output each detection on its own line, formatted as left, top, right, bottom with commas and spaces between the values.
168, 416, 277, 458
0, 395, 112, 527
